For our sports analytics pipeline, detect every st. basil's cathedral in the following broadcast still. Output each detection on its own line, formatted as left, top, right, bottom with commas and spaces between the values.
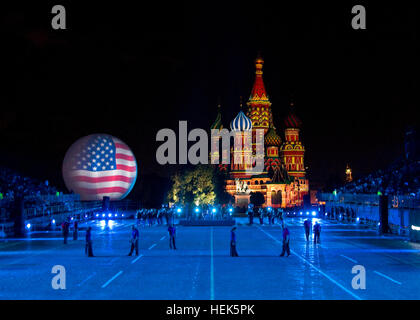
210, 56, 309, 208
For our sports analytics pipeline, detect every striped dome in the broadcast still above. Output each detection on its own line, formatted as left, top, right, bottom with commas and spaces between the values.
284, 110, 302, 128
230, 111, 252, 131
265, 127, 282, 146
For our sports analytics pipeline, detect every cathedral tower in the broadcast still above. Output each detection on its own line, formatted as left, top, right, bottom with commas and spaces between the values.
280, 102, 306, 178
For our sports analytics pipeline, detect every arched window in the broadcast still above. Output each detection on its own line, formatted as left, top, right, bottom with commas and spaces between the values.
271, 190, 282, 205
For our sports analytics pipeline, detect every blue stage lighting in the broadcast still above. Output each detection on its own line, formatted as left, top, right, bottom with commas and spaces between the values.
312, 211, 316, 216
96, 214, 99, 217
195, 207, 200, 213
26, 223, 31, 230
212, 208, 217, 213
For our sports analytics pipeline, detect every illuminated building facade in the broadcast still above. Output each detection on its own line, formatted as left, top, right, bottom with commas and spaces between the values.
211, 56, 309, 208
345, 164, 353, 183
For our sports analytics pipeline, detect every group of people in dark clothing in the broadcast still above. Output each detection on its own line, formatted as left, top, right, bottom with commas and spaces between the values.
247, 206, 284, 226
303, 219, 322, 244
61, 218, 78, 244
230, 214, 323, 258
59, 206, 323, 259
135, 208, 174, 227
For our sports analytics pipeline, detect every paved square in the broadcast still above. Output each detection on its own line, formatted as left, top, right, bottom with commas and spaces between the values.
0, 217, 419, 299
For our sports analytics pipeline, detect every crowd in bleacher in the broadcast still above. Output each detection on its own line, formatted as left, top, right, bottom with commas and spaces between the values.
0, 166, 59, 201
338, 158, 420, 197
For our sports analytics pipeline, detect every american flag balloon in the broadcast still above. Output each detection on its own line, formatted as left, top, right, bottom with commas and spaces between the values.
62, 134, 137, 201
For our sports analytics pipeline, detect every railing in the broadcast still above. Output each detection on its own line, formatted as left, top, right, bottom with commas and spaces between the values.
24, 201, 102, 219
318, 193, 420, 209
23, 194, 80, 203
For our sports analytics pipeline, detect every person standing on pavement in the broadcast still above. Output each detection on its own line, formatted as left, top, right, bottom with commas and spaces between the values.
258, 207, 264, 225
128, 225, 140, 256
279, 225, 291, 257
62, 219, 70, 244
73, 219, 78, 240
248, 205, 254, 225
313, 221, 321, 244
168, 223, 177, 249
85, 226, 94, 257
230, 227, 239, 257
303, 219, 311, 241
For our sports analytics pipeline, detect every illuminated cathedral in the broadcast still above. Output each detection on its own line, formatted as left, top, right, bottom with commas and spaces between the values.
211, 56, 309, 208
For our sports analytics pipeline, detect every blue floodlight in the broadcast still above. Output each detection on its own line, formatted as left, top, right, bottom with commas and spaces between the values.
195, 207, 200, 213
52, 219, 56, 224
312, 211, 316, 216
26, 223, 31, 230
71, 217, 74, 221
306, 212, 309, 215
122, 213, 125, 217
96, 213, 99, 217
177, 208, 182, 213
102, 213, 105, 217
356, 217, 360, 222
108, 213, 112, 218
115, 213, 118, 217
212, 208, 217, 213
229, 208, 233, 213
300, 212, 303, 216
267, 207, 272, 212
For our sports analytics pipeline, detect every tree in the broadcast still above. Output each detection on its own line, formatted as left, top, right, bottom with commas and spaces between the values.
213, 168, 234, 205
167, 165, 216, 206
250, 192, 265, 207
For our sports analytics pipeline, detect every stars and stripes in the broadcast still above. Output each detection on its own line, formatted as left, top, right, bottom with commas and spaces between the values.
63, 134, 137, 201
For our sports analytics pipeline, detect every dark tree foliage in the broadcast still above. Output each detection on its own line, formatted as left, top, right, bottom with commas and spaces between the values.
250, 192, 265, 207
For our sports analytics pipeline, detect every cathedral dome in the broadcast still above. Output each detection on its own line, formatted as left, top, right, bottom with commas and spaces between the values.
265, 127, 282, 146
230, 110, 252, 132
284, 105, 302, 129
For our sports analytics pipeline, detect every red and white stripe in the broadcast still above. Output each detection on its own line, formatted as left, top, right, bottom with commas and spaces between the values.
68, 137, 137, 201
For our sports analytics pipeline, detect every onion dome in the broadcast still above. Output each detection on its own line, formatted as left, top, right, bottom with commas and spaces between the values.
265, 127, 282, 146
284, 102, 302, 128
230, 110, 252, 132
211, 104, 223, 130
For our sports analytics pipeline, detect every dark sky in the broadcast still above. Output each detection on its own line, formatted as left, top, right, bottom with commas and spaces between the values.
0, 2, 417, 194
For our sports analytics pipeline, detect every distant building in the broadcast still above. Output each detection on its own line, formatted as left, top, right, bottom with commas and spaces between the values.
210, 56, 309, 208
345, 164, 353, 183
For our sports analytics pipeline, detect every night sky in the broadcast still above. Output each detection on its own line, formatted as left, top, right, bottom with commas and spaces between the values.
0, 2, 417, 199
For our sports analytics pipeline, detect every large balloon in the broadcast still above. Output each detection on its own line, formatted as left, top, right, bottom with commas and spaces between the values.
62, 134, 137, 201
